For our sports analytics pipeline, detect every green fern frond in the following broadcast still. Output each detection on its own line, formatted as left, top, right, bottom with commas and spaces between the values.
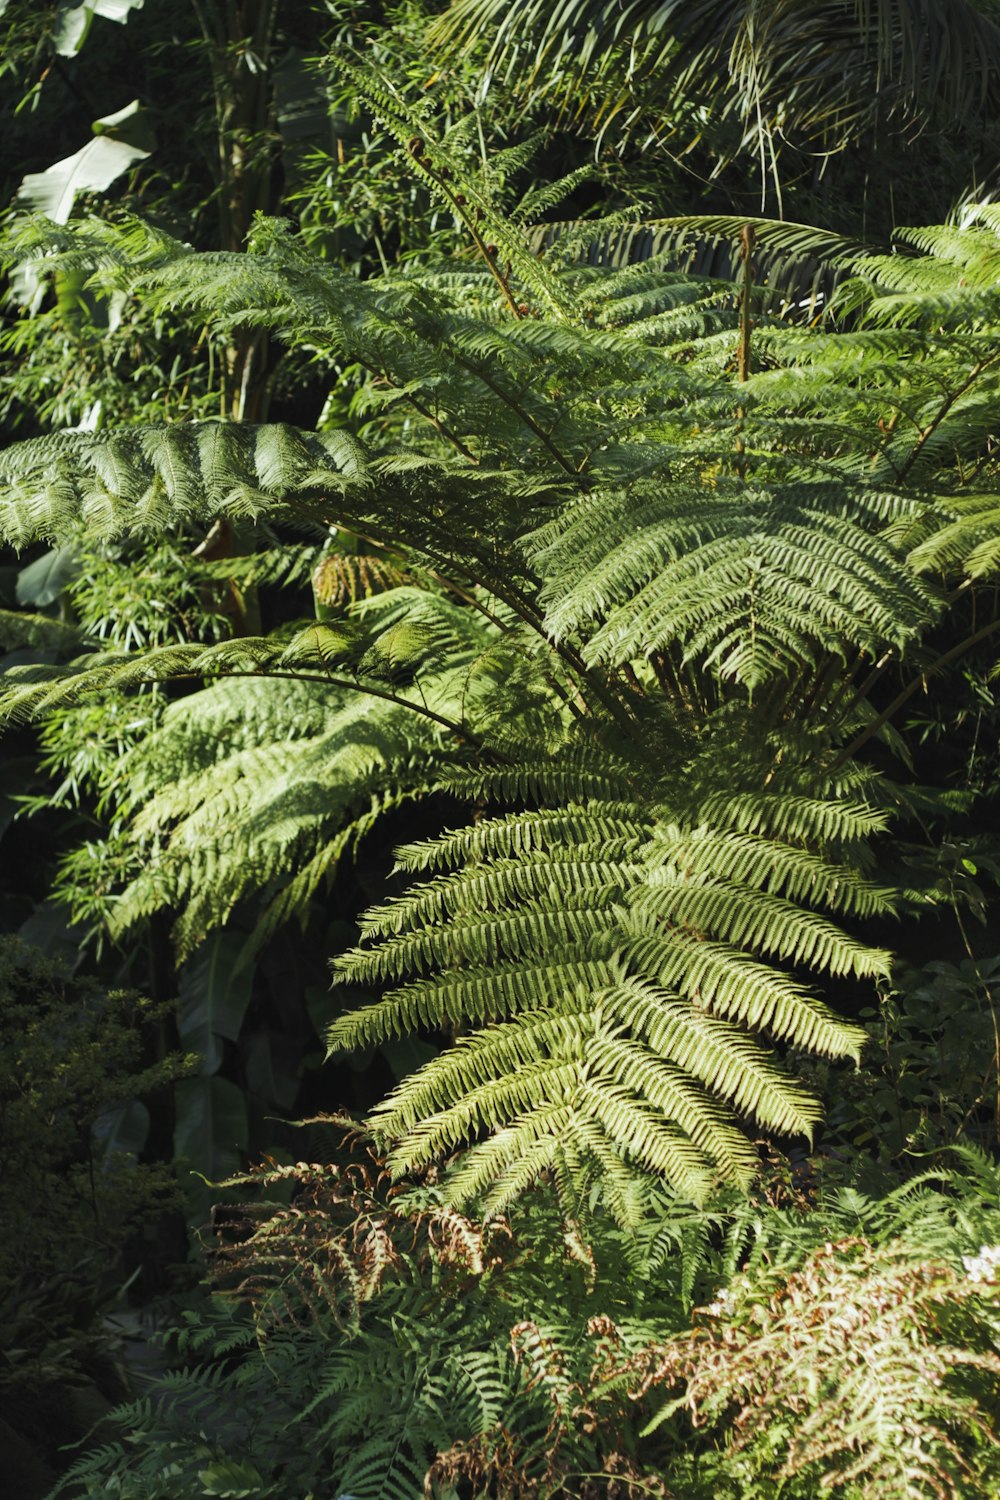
598, 978, 824, 1140
327, 959, 618, 1051
330, 760, 881, 1213
908, 496, 1000, 579
392, 806, 650, 872
359, 855, 635, 938
0, 607, 80, 653
633, 875, 887, 978
316, 56, 578, 323
529, 482, 939, 682
651, 823, 894, 918
110, 699, 449, 956
8, 193, 985, 1226
697, 788, 889, 845
0, 421, 363, 546
622, 929, 864, 1060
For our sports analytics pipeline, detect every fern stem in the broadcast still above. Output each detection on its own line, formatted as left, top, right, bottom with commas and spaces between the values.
737, 223, 755, 384
832, 578, 973, 735
655, 657, 695, 718
333, 508, 622, 724
832, 615, 1000, 766
164, 667, 489, 749
757, 666, 806, 732
648, 650, 681, 706
557, 647, 636, 730
416, 150, 524, 320
817, 648, 871, 730
790, 654, 843, 729
829, 646, 899, 734
373, 371, 480, 464
366, 506, 634, 727
448, 352, 584, 482
682, 657, 712, 718
896, 353, 1000, 482
733, 223, 755, 476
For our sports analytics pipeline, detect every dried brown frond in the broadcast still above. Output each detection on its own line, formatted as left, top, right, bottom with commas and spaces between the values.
209, 1128, 511, 1339
313, 550, 409, 609
599, 1237, 1000, 1496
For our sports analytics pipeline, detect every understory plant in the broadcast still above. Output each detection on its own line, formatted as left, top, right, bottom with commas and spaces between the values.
47, 1138, 1000, 1499
0, 937, 188, 1480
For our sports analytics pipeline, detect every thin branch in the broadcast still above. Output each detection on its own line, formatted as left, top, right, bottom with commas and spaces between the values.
162, 667, 487, 747
832, 615, 1000, 767
737, 223, 755, 384
831, 580, 974, 732
951, 896, 1000, 1147
896, 353, 1000, 482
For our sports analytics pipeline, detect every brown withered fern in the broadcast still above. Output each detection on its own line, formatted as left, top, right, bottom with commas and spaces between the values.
427, 1431, 665, 1500
209, 1123, 510, 1338
598, 1236, 1000, 1498
424, 1315, 672, 1500
312, 548, 411, 611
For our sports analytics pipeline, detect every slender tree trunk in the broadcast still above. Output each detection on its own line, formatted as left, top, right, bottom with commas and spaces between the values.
194, 0, 280, 421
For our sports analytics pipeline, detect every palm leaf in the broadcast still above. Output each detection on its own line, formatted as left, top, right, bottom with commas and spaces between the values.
433, 0, 1000, 151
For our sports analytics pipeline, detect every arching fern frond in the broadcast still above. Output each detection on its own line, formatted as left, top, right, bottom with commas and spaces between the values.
329, 756, 881, 1218
527, 479, 941, 688
432, 0, 1000, 161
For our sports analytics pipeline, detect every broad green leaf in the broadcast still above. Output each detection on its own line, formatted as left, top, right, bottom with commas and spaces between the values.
92, 98, 156, 153
178, 932, 255, 1075
382, 1034, 439, 1082
93, 1098, 150, 1164
16, 101, 152, 223
17, 898, 83, 965
15, 547, 78, 607
174, 1075, 249, 1213
55, 0, 144, 58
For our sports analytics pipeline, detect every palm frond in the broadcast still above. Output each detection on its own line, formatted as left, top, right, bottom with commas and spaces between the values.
432, 0, 1000, 153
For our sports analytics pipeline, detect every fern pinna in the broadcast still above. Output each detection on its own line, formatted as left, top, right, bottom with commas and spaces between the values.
3, 115, 1000, 1212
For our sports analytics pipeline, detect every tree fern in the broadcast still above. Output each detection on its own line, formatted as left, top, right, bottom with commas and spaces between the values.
5, 174, 1000, 1210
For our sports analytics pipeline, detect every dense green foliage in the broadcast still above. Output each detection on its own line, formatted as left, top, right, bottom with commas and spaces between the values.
2, 2, 1000, 1498
45, 1137, 1000, 1499
4, 185, 1000, 1222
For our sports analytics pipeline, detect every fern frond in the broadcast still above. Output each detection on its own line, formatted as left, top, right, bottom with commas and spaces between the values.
0, 607, 80, 653
393, 805, 650, 872
331, 765, 881, 1213
0, 422, 363, 545
650, 823, 894, 918
633, 874, 888, 978
622, 929, 864, 1060
327, 959, 617, 1051
528, 480, 938, 686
